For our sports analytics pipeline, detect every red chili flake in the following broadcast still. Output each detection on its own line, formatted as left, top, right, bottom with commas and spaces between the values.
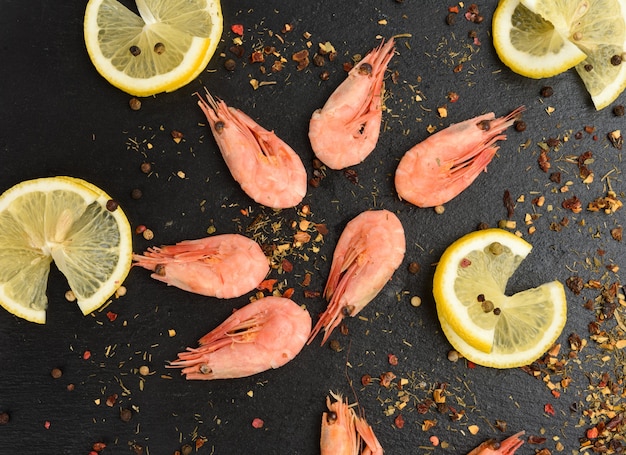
106, 393, 118, 407
315, 223, 329, 235
281, 258, 293, 273
380, 371, 396, 388
282, 288, 294, 299
448, 5, 460, 13
195, 437, 207, 450
562, 195, 582, 213
538, 150, 551, 172
44, 420, 51, 429
460, 258, 471, 268
467, 361, 476, 369
361, 374, 372, 386
301, 273, 311, 287
394, 414, 405, 429
447, 92, 459, 103
544, 403, 555, 416
92, 442, 107, 452
586, 426, 599, 439
551, 390, 561, 398
106, 311, 118, 322
231, 24, 244, 36
252, 418, 264, 429
304, 290, 321, 298
83, 350, 91, 360
387, 353, 399, 365
257, 279, 277, 293
453, 63, 463, 73
528, 435, 547, 444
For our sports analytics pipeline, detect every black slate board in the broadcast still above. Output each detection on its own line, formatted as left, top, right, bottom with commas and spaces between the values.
1, 0, 625, 454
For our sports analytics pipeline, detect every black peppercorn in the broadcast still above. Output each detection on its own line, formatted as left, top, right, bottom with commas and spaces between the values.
106, 200, 119, 212
131, 188, 143, 200
140, 162, 152, 174
540, 86, 554, 97
224, 59, 236, 71
611, 54, 622, 66
446, 13, 456, 25
514, 120, 526, 132
613, 104, 625, 116
120, 408, 132, 422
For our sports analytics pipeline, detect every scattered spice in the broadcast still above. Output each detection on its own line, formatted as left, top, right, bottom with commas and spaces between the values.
51, 367, 62, 379
251, 418, 264, 429
540, 86, 554, 97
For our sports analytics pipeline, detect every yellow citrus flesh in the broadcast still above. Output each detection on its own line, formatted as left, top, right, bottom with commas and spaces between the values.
0, 177, 133, 323
433, 229, 567, 369
84, 0, 223, 97
492, 0, 587, 78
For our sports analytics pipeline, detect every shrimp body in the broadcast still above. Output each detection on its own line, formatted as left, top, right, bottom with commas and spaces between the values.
309, 39, 395, 170
132, 234, 269, 299
308, 210, 405, 345
169, 296, 311, 380
198, 93, 307, 209
395, 107, 524, 208
467, 431, 525, 455
320, 392, 383, 455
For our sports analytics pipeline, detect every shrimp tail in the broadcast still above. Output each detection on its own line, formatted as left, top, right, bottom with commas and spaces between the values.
355, 416, 384, 455
307, 252, 365, 345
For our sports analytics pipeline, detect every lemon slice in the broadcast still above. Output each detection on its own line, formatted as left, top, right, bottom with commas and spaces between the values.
492, 0, 587, 78
433, 229, 567, 368
0, 177, 133, 323
523, 0, 626, 110
84, 0, 223, 97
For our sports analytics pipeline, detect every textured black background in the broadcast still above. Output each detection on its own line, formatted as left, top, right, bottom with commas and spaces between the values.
1, 1, 625, 454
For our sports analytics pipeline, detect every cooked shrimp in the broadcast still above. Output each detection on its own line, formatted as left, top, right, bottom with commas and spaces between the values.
307, 210, 405, 345
197, 92, 307, 209
467, 431, 525, 455
395, 107, 525, 208
132, 234, 269, 299
168, 296, 311, 380
309, 38, 395, 170
320, 392, 383, 455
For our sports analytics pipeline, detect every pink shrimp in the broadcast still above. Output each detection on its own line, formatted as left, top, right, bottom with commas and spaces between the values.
308, 210, 405, 345
394, 107, 525, 208
197, 92, 307, 209
132, 234, 269, 299
309, 38, 395, 170
168, 296, 311, 380
467, 431, 525, 455
320, 392, 383, 455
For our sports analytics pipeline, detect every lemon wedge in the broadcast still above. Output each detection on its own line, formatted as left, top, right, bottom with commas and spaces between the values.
523, 0, 626, 109
493, 0, 587, 78
0, 177, 133, 323
433, 229, 567, 369
84, 0, 223, 97
493, 0, 626, 109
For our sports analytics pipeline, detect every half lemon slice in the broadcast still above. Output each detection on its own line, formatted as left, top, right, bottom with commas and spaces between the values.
433, 229, 567, 369
84, 0, 223, 97
492, 0, 587, 78
0, 177, 133, 323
